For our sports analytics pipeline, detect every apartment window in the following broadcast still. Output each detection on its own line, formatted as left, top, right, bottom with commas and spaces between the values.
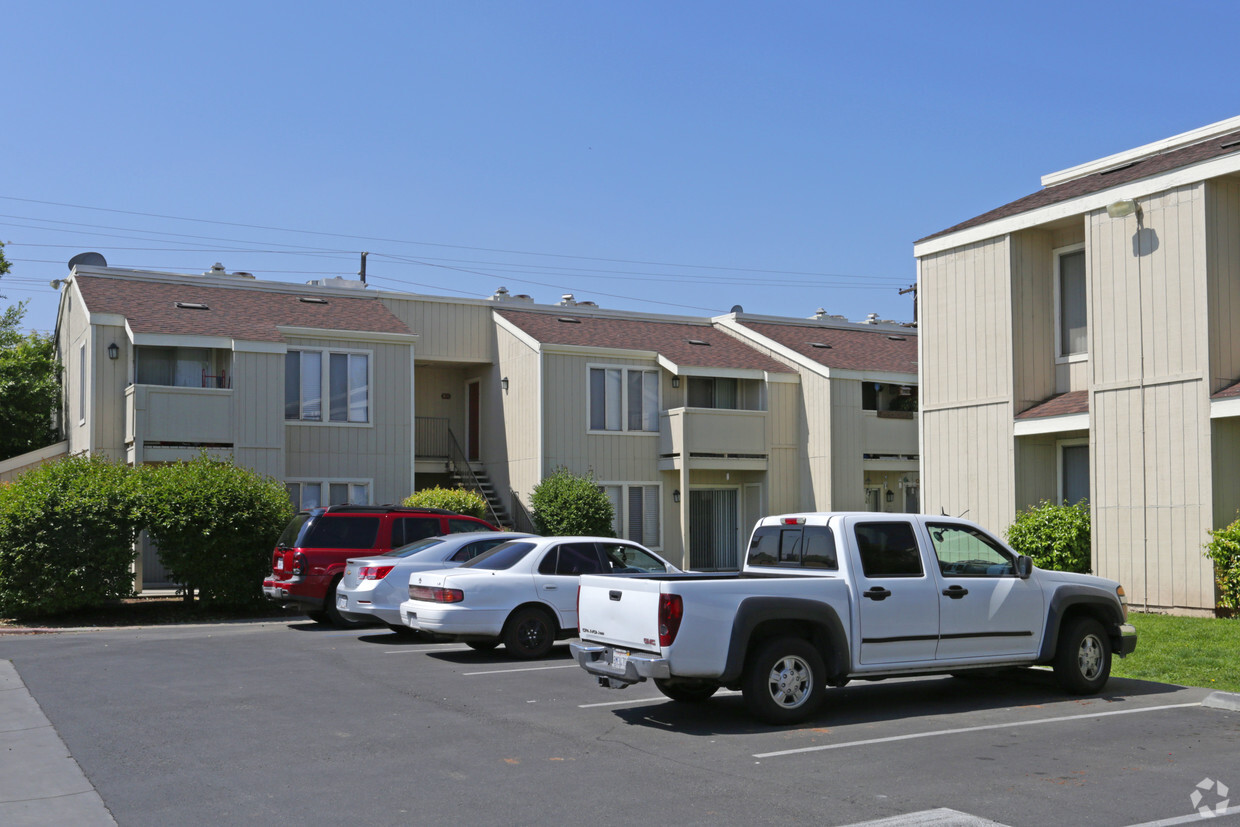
1059, 440, 1089, 505
285, 350, 370, 423
603, 483, 661, 548
687, 376, 738, 409
589, 367, 658, 432
1056, 245, 1087, 359
285, 481, 370, 511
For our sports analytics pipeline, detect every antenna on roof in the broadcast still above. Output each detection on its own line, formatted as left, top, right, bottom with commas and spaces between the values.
67, 252, 107, 271
359, 251, 369, 284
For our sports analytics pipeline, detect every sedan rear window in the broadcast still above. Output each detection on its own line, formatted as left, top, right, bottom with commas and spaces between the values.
460, 541, 537, 570
383, 537, 445, 558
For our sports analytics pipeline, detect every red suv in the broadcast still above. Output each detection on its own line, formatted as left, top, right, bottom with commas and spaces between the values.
262, 505, 498, 627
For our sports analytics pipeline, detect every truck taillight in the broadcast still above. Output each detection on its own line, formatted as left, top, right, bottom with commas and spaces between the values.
292, 552, 307, 576
360, 565, 395, 580
658, 594, 683, 647
409, 585, 464, 603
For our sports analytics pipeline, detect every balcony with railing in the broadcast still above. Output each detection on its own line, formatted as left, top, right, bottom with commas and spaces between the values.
126, 384, 234, 447
658, 407, 768, 471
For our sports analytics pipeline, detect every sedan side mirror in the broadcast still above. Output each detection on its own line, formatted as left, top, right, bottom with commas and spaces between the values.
1015, 555, 1033, 579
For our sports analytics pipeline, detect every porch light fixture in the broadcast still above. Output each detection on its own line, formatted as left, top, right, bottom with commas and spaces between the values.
107, 343, 119, 360
671, 376, 680, 388
501, 377, 509, 393
1105, 199, 1140, 219
886, 489, 895, 504
673, 489, 680, 504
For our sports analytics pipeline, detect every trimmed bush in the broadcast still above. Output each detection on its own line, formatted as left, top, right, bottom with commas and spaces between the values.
529, 467, 614, 537
1204, 515, 1240, 612
0, 455, 142, 618
1005, 499, 1092, 574
402, 486, 489, 520
138, 454, 293, 607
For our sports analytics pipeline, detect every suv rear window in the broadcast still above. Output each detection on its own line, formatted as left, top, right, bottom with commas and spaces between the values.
301, 516, 381, 550
392, 517, 442, 547
277, 513, 314, 547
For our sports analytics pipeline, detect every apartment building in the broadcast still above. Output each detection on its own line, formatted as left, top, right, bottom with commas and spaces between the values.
915, 115, 1240, 612
46, 260, 919, 580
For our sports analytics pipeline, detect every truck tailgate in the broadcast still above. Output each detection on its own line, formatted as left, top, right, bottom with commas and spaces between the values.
577, 575, 664, 652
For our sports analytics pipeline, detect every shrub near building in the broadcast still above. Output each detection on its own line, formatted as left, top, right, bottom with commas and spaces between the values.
1204, 516, 1240, 613
1005, 500, 1092, 574
138, 454, 293, 607
0, 455, 143, 618
402, 486, 489, 520
529, 467, 614, 536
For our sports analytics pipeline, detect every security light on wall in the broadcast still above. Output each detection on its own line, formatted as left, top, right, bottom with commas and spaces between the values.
673, 489, 680, 503
886, 489, 895, 503
671, 376, 680, 388
1106, 199, 1140, 219
501, 377, 509, 393
107, 343, 119, 360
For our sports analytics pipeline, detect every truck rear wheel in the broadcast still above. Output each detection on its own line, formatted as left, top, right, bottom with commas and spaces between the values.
1054, 616, 1111, 694
742, 637, 825, 724
654, 679, 718, 703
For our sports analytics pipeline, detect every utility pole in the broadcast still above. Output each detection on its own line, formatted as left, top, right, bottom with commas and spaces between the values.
359, 251, 369, 284
899, 283, 917, 324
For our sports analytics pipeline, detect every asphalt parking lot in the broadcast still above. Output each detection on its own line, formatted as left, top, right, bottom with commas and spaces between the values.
2, 619, 1238, 827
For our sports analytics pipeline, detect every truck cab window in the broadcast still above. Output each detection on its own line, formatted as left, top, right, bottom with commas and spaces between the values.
928, 523, 1014, 576
854, 521, 922, 577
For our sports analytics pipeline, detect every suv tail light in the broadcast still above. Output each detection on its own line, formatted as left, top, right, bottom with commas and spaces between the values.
359, 565, 395, 581
409, 585, 464, 603
292, 552, 307, 577
658, 594, 683, 647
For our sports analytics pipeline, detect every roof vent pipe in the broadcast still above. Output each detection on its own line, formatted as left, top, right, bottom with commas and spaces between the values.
863, 313, 880, 324
559, 294, 576, 306
207, 262, 227, 276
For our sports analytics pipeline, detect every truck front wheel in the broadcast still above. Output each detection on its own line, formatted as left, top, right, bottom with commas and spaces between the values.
654, 679, 718, 703
742, 637, 825, 724
1054, 616, 1112, 694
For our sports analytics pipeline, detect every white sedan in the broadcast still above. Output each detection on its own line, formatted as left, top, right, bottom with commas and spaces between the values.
336, 532, 536, 630
399, 537, 678, 658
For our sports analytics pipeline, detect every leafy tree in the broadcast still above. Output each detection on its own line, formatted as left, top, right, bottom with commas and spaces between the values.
402, 486, 490, 521
1005, 499, 1092, 573
1204, 515, 1240, 613
0, 455, 143, 618
138, 453, 293, 607
528, 467, 614, 537
0, 242, 62, 460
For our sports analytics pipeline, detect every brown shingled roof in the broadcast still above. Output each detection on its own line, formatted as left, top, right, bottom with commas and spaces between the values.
735, 320, 917, 375
919, 128, 1240, 243
1015, 391, 1089, 420
1213, 379, 1240, 400
495, 309, 794, 373
75, 276, 413, 342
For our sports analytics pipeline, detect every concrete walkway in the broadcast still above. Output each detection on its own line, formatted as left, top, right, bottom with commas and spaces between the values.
0, 660, 115, 825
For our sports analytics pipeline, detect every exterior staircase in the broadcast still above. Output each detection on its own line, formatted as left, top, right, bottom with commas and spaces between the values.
449, 462, 513, 530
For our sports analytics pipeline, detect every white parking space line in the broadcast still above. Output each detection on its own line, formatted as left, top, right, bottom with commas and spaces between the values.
753, 702, 1203, 758
578, 689, 742, 709
382, 645, 475, 654
842, 808, 1007, 826
1125, 804, 1240, 826
463, 664, 581, 676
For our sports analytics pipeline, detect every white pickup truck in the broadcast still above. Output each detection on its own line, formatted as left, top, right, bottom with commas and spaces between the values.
571, 512, 1137, 723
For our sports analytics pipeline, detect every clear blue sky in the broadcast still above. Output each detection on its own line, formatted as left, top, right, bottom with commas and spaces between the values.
3, 1, 1238, 335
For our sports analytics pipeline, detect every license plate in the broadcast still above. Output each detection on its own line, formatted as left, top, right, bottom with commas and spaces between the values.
610, 649, 630, 670
336, 595, 347, 610
276, 558, 283, 570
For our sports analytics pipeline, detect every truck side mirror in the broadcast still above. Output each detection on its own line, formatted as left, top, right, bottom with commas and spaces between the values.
1015, 555, 1033, 579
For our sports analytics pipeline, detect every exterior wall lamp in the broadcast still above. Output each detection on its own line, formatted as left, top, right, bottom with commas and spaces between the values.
1106, 199, 1140, 219
107, 342, 119, 360
671, 376, 680, 388
501, 377, 509, 393
886, 489, 895, 504
673, 489, 680, 503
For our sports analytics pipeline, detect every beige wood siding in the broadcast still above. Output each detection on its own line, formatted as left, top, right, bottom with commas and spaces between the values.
283, 336, 412, 503
1206, 178, 1240, 392
540, 352, 661, 482
1093, 383, 1213, 609
90, 323, 129, 462
1009, 230, 1058, 411
381, 297, 494, 363
1013, 433, 1059, 508
829, 379, 864, 510
920, 237, 1015, 533
765, 380, 802, 514
921, 403, 1014, 534
231, 350, 284, 479
495, 325, 542, 503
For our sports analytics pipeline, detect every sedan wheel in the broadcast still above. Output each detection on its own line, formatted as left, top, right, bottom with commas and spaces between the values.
503, 607, 556, 659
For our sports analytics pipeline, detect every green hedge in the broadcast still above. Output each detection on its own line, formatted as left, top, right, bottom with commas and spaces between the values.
402, 486, 489, 520
1205, 515, 1240, 612
138, 454, 293, 607
1005, 499, 1092, 574
0, 455, 143, 618
529, 467, 614, 537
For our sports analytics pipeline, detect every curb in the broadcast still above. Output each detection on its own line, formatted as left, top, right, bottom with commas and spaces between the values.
1202, 691, 1240, 712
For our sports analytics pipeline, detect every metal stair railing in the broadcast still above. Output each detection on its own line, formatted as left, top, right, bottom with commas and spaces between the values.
443, 427, 504, 528
507, 490, 537, 534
